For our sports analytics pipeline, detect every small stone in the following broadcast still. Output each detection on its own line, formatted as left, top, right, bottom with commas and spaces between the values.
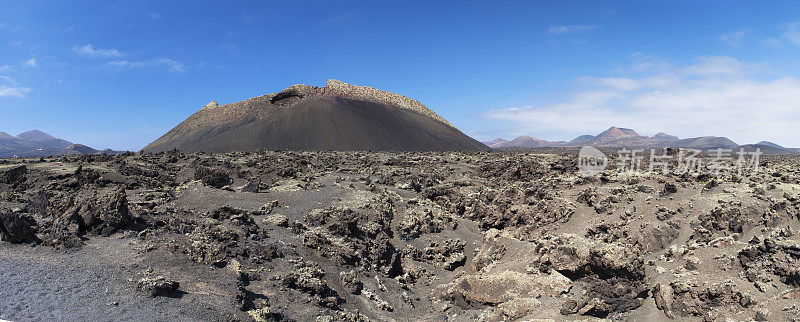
339, 271, 362, 294
710, 236, 735, 247
137, 276, 179, 297
194, 167, 231, 188
264, 214, 288, 227
754, 307, 770, 321
241, 181, 261, 193
247, 307, 282, 322
684, 256, 701, 271
560, 299, 579, 315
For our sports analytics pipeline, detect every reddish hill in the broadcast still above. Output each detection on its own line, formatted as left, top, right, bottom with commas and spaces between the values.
508, 135, 551, 147
484, 138, 509, 148
590, 126, 639, 143
484, 135, 553, 148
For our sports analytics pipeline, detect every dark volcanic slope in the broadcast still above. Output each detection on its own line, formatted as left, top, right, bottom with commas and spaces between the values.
673, 136, 739, 149
143, 80, 487, 152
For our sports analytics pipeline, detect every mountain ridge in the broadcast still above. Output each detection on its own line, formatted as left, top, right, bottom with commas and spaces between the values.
0, 130, 123, 158
483, 126, 796, 153
756, 141, 784, 149
16, 130, 58, 141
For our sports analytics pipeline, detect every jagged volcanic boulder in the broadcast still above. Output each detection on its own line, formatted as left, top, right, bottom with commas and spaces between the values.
0, 164, 27, 184
142, 80, 487, 152
0, 210, 39, 243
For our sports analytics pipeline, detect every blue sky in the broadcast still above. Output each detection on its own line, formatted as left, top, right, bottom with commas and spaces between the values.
2, 0, 800, 149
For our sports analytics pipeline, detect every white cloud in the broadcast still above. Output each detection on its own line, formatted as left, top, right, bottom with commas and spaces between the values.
0, 86, 31, 97
0, 76, 31, 98
681, 56, 761, 76
148, 12, 162, 20
23, 58, 36, 67
766, 21, 800, 47
719, 29, 748, 46
764, 37, 783, 47
548, 25, 600, 35
782, 21, 800, 46
72, 44, 125, 58
105, 57, 186, 73
74, 44, 184, 73
481, 56, 800, 147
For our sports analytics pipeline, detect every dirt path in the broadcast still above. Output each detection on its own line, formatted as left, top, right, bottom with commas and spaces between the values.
0, 239, 238, 322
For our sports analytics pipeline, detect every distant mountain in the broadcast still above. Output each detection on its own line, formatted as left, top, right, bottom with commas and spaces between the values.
580, 127, 643, 147
583, 126, 675, 147
0, 134, 27, 150
652, 132, 679, 142
737, 144, 793, 154
15, 130, 73, 150
484, 126, 794, 153
65, 144, 100, 154
483, 135, 552, 148
592, 126, 640, 142
485, 127, 668, 149
756, 141, 784, 149
16, 130, 57, 141
507, 136, 551, 147
567, 135, 594, 146
672, 136, 739, 149
483, 138, 510, 148
0, 130, 71, 157
0, 130, 120, 158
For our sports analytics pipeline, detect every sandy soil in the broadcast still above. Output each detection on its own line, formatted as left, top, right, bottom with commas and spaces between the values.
0, 237, 243, 321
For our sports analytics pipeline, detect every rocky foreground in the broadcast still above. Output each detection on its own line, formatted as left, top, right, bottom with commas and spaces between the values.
1, 150, 799, 321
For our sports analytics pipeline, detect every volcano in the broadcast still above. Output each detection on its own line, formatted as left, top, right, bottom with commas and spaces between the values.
143, 80, 486, 153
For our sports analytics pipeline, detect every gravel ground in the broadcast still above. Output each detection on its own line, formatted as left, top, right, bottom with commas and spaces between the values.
1, 150, 799, 320
0, 239, 236, 322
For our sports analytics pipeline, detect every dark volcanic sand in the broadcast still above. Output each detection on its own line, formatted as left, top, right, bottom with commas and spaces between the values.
0, 238, 242, 321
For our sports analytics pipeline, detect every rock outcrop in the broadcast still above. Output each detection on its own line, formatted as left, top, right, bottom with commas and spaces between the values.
0, 165, 26, 184
0, 210, 39, 243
